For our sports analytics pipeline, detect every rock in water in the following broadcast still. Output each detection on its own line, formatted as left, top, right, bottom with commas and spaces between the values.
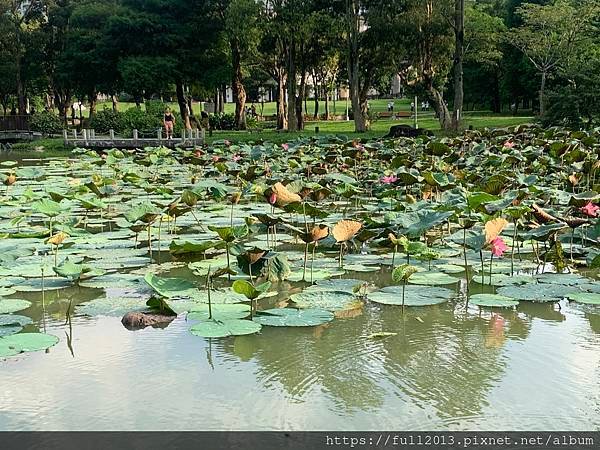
384, 125, 432, 138
121, 312, 175, 330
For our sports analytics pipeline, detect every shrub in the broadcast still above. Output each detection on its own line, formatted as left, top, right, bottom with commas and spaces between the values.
120, 107, 161, 137
145, 100, 170, 119
89, 109, 123, 134
209, 113, 238, 130
30, 111, 63, 136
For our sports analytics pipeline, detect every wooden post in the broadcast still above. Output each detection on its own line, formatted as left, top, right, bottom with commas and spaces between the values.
157, 128, 162, 143
72, 129, 78, 140
414, 95, 418, 129
62, 129, 68, 145
109, 129, 115, 140
82, 128, 88, 146
133, 129, 138, 143
200, 128, 206, 144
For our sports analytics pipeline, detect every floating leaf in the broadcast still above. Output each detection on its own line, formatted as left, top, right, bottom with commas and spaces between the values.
190, 319, 261, 338
407, 271, 459, 286
187, 304, 250, 321
253, 308, 334, 327
368, 285, 453, 306
0, 299, 32, 314
568, 292, 600, 305
0, 332, 59, 356
469, 294, 519, 308
290, 290, 361, 312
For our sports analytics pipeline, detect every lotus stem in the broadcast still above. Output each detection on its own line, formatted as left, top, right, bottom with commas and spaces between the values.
303, 242, 308, 281
402, 281, 406, 311
249, 261, 253, 284
479, 250, 484, 284
225, 243, 231, 281
157, 217, 162, 265
463, 228, 469, 293
230, 202, 234, 228
570, 228, 575, 262
147, 225, 152, 259
311, 242, 317, 283
392, 245, 397, 266
489, 254, 493, 285
338, 243, 344, 269
511, 220, 517, 276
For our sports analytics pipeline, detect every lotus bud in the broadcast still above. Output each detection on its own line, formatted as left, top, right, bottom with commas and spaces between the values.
269, 192, 277, 205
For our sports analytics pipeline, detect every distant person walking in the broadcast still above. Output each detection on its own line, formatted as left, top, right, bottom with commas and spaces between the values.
164, 108, 175, 139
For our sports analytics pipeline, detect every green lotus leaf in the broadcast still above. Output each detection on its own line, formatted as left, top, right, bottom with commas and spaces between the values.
307, 278, 365, 293
497, 283, 578, 302
368, 285, 453, 306
407, 271, 459, 285
469, 294, 519, 308
567, 292, 600, 305
77, 296, 149, 317
0, 299, 32, 314
0, 332, 59, 355
290, 290, 362, 312
253, 308, 334, 327
187, 304, 250, 321
189, 319, 261, 338
144, 273, 196, 298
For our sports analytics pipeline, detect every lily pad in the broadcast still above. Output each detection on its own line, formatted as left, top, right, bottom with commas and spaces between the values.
407, 271, 459, 285
368, 285, 454, 306
187, 304, 250, 321
307, 278, 365, 293
77, 296, 149, 317
289, 290, 362, 312
144, 273, 196, 298
497, 283, 577, 302
0, 299, 32, 314
0, 287, 17, 296
0, 332, 59, 355
253, 308, 334, 327
288, 268, 345, 282
469, 294, 519, 308
189, 319, 261, 338
568, 292, 600, 305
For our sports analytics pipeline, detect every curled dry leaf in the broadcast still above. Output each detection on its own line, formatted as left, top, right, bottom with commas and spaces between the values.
308, 225, 329, 243
271, 182, 301, 206
531, 203, 559, 224
484, 217, 508, 244
332, 220, 362, 243
47, 231, 69, 246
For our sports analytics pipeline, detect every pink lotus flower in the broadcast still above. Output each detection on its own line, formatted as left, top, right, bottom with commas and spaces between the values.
282, 143, 289, 151
580, 202, 599, 217
212, 155, 220, 162
490, 237, 508, 257
381, 174, 398, 184
232, 154, 241, 162
269, 193, 277, 205
504, 141, 515, 149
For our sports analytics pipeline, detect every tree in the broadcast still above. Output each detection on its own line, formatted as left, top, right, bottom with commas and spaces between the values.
509, 0, 595, 116
399, 0, 454, 130
0, 0, 45, 113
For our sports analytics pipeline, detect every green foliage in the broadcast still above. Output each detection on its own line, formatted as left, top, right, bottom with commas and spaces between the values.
89, 109, 122, 134
30, 111, 62, 136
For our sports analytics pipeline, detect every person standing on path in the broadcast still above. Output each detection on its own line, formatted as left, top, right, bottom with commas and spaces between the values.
164, 108, 175, 139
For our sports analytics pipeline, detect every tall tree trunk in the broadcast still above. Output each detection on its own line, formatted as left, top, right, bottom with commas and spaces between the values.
451, 0, 464, 130
112, 95, 119, 112
176, 81, 191, 130
15, 55, 26, 114
347, 0, 367, 132
88, 89, 98, 119
231, 38, 247, 130
296, 71, 306, 130
428, 85, 451, 130
539, 70, 547, 116
220, 84, 226, 113
287, 38, 298, 132
324, 86, 330, 120
277, 69, 287, 130
313, 79, 320, 120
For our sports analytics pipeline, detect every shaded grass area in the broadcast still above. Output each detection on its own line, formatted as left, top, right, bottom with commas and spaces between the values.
4, 114, 534, 154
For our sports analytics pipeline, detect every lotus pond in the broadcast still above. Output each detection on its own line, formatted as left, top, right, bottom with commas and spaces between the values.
0, 126, 599, 430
